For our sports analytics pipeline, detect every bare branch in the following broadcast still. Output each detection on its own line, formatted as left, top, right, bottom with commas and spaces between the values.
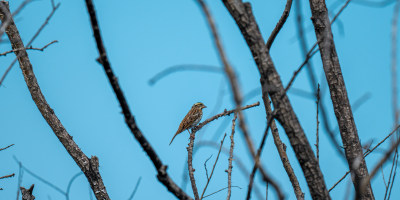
316, 84, 320, 162
187, 130, 200, 200
83, 0, 191, 199
0, 40, 58, 56
0, 144, 14, 151
203, 186, 242, 199
0, 173, 14, 179
195, 0, 257, 172
391, 0, 399, 128
329, 125, 400, 192
308, 0, 374, 197
267, 98, 304, 199
248, 93, 303, 200
203, 155, 213, 180
293, 0, 351, 159
364, 125, 400, 157
266, 0, 293, 50
226, 113, 237, 200
0, 2, 109, 199
194, 102, 259, 132
200, 133, 226, 199
0, 1, 60, 87
359, 136, 400, 197
194, 141, 264, 200
222, 1, 329, 198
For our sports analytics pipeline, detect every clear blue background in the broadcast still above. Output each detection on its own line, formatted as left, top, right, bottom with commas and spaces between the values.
1, 0, 399, 199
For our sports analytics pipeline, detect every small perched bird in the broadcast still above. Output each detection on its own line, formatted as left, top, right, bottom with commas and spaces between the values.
169, 102, 207, 145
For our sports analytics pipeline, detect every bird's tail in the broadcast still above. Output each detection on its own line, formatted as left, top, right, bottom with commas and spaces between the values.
169, 132, 179, 145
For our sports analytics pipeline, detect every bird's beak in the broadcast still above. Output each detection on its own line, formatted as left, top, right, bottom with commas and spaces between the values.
203, 105, 207, 109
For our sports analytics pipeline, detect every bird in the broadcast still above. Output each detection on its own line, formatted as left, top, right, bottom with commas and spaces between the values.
169, 102, 207, 145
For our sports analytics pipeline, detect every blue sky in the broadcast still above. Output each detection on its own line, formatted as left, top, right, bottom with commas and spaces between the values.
1, 0, 399, 199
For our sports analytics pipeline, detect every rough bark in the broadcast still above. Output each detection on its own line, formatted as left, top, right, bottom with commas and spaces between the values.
222, 1, 330, 199
308, 0, 374, 199
0, 2, 110, 200
83, 0, 192, 199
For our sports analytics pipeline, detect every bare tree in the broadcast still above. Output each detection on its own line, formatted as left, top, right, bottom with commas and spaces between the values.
1, 0, 399, 199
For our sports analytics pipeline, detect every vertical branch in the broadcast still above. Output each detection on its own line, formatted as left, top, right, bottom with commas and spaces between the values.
308, 0, 374, 198
294, 0, 344, 158
391, 0, 399, 136
187, 131, 200, 200
83, 1, 191, 199
385, 1, 400, 198
194, 0, 256, 158
316, 84, 320, 163
0, 2, 110, 199
226, 113, 237, 200
195, 1, 284, 198
222, 1, 330, 198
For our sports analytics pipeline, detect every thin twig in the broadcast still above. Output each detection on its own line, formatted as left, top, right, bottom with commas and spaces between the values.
128, 177, 142, 200
194, 141, 264, 200
266, 0, 293, 50
381, 166, 387, 189
364, 125, 400, 157
386, 151, 398, 199
316, 84, 320, 162
83, 1, 191, 199
203, 186, 242, 199
200, 133, 226, 200
284, 46, 319, 93
384, 149, 398, 200
193, 102, 259, 132
0, 144, 14, 151
226, 113, 237, 200
0, 1, 60, 87
359, 136, 400, 198
204, 155, 213, 180
329, 125, 400, 192
0, 40, 58, 56
286, 0, 352, 94
0, 173, 14, 179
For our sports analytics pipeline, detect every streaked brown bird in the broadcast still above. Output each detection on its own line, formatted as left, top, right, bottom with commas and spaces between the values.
169, 102, 207, 145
